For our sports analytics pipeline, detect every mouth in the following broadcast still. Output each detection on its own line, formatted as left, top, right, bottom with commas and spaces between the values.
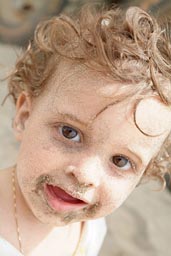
44, 184, 88, 212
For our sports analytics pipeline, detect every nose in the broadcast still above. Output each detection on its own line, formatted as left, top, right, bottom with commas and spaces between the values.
65, 156, 103, 188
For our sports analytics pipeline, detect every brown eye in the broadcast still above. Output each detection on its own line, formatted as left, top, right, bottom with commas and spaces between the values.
59, 125, 81, 142
112, 155, 132, 170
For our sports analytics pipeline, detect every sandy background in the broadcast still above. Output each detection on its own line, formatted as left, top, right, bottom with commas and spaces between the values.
0, 44, 171, 256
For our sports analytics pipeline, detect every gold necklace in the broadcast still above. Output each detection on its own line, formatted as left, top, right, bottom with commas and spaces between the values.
12, 167, 82, 256
12, 166, 24, 254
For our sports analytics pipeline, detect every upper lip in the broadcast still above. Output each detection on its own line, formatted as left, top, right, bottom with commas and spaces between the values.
45, 183, 89, 204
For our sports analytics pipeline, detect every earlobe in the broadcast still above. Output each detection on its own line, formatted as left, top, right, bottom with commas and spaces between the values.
13, 92, 32, 141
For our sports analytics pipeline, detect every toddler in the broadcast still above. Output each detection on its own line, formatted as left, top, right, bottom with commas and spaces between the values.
1, 4, 171, 256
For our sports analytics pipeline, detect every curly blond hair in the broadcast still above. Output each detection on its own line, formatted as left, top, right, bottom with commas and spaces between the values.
7, 4, 171, 186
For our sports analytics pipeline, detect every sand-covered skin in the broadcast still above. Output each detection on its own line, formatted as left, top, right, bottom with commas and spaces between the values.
0, 44, 171, 256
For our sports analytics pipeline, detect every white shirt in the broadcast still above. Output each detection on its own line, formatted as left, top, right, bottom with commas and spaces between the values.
0, 218, 106, 256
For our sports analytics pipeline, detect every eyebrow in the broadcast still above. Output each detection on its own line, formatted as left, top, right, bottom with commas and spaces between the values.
57, 111, 89, 127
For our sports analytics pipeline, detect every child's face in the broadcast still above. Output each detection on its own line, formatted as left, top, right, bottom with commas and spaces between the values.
14, 62, 169, 226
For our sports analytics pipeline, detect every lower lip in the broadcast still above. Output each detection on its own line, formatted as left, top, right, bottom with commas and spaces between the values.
44, 184, 87, 212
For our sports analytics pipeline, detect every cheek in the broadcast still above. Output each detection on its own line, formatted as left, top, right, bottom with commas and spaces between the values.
16, 126, 69, 181
99, 176, 139, 215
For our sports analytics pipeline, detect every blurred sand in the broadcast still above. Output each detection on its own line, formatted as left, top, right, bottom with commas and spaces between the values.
0, 44, 171, 256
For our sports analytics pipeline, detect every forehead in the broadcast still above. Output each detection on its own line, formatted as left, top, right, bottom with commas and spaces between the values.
41, 61, 130, 121
39, 61, 170, 133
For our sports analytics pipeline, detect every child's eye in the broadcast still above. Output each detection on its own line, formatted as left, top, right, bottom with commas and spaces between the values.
59, 125, 81, 142
112, 155, 133, 171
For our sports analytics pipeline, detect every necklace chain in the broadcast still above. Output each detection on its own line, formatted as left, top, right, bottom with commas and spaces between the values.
12, 167, 24, 254
11, 167, 81, 256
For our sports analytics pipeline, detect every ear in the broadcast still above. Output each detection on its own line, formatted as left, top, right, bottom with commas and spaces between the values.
13, 91, 32, 141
